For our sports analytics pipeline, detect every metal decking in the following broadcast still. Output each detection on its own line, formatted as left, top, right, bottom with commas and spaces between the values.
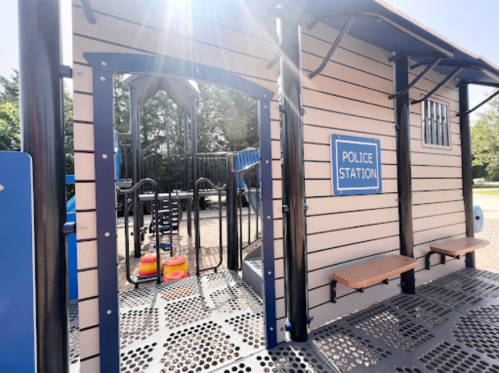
69, 268, 499, 373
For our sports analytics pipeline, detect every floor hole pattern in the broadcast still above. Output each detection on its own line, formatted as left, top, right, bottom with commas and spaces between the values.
219, 344, 331, 373
246, 259, 262, 271
164, 296, 211, 329
69, 325, 79, 365
202, 271, 241, 289
469, 304, 499, 325
69, 300, 79, 324
460, 268, 499, 286
378, 368, 423, 373
157, 276, 201, 302
453, 317, 499, 359
158, 321, 242, 372
210, 283, 263, 313
224, 312, 265, 350
436, 275, 499, 299
120, 342, 157, 373
311, 324, 392, 372
120, 307, 160, 349
391, 295, 451, 328
346, 304, 434, 352
419, 342, 499, 373
120, 287, 156, 308
417, 284, 483, 308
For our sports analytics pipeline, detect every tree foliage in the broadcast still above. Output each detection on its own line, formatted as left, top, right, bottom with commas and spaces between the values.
471, 93, 499, 180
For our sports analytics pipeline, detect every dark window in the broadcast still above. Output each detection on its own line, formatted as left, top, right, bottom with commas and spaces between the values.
422, 99, 449, 147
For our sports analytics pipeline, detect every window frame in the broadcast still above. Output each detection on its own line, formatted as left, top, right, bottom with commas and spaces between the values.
420, 95, 452, 151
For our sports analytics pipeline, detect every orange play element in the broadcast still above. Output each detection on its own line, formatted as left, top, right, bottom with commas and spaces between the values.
163, 270, 187, 282
164, 256, 188, 276
138, 254, 163, 277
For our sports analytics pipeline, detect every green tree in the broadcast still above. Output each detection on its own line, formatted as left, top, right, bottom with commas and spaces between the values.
471, 92, 499, 180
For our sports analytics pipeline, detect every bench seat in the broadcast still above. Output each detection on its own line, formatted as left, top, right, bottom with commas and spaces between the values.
331, 254, 418, 303
425, 237, 489, 269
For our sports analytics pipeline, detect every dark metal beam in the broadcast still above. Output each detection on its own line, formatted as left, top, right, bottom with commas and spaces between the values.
191, 97, 201, 276
130, 85, 142, 258
393, 56, 416, 294
411, 67, 463, 105
18, 0, 69, 371
461, 80, 499, 89
266, 0, 309, 70
389, 51, 446, 63
459, 84, 476, 269
389, 57, 442, 100
411, 60, 499, 82
279, 2, 308, 342
183, 111, 192, 237
457, 89, 499, 116
308, 16, 355, 79
80, 0, 96, 24
226, 153, 238, 271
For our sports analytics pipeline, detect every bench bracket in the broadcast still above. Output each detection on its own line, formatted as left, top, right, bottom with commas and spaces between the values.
425, 251, 464, 270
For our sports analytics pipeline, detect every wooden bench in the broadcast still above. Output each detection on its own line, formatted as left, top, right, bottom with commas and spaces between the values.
425, 237, 490, 270
331, 254, 418, 303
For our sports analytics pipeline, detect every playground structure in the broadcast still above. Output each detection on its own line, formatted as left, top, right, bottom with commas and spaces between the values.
6, 0, 499, 373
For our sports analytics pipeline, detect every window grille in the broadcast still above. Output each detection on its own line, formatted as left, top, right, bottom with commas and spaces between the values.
421, 99, 450, 147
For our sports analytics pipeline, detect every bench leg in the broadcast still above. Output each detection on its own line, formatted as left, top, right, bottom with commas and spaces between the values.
425, 251, 438, 270
331, 280, 337, 303
440, 254, 446, 265
382, 279, 389, 285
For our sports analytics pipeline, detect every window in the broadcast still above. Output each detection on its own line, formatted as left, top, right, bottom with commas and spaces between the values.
421, 99, 450, 147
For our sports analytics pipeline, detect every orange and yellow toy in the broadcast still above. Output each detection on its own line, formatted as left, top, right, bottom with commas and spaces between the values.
138, 254, 163, 278
163, 270, 187, 282
164, 256, 188, 276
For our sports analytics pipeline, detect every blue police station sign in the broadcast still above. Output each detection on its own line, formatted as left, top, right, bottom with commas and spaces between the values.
330, 134, 382, 196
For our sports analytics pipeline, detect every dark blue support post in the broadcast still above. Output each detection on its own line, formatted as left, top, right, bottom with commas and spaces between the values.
130, 85, 142, 258
184, 111, 192, 236
279, 1, 309, 342
393, 56, 416, 293
459, 83, 476, 268
226, 153, 239, 271
18, 0, 69, 371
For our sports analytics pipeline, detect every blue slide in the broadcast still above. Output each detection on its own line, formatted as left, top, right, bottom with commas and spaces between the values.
66, 175, 78, 299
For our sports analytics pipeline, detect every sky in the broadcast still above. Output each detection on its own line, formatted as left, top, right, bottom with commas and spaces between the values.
1, 0, 498, 121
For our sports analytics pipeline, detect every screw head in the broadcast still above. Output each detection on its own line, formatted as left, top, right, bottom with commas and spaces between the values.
269, 327, 273, 331
0, 185, 4, 191
107, 310, 112, 315
267, 216, 271, 220
102, 154, 108, 159
268, 271, 272, 275
105, 232, 110, 237
100, 76, 106, 81
76, 71, 84, 77
81, 224, 88, 230
101, 61, 107, 66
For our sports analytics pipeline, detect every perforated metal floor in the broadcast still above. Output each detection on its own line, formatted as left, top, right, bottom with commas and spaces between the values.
69, 299, 80, 373
309, 268, 499, 373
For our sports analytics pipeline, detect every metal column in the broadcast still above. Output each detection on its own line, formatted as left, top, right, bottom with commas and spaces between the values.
393, 56, 416, 293
191, 97, 201, 275
226, 153, 239, 271
130, 85, 142, 258
279, 5, 308, 342
459, 83, 476, 268
184, 111, 192, 236
18, 0, 69, 371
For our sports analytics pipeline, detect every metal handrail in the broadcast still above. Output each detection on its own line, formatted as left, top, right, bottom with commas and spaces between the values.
194, 177, 226, 274
118, 178, 162, 287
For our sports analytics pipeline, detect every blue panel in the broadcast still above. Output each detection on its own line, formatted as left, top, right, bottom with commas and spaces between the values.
0, 151, 36, 372
67, 212, 78, 299
66, 175, 75, 184
330, 134, 382, 196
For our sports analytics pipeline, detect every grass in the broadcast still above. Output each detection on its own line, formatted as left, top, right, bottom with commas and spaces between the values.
474, 189, 499, 195
473, 183, 499, 189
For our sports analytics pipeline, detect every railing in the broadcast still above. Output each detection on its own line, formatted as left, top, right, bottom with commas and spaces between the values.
235, 156, 262, 270
194, 177, 225, 275
118, 178, 162, 287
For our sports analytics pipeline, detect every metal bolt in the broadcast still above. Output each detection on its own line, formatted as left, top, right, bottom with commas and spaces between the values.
265, 160, 269, 164
267, 216, 271, 220
81, 224, 88, 230
268, 271, 272, 275
107, 310, 112, 315
100, 76, 106, 81
102, 154, 108, 159
0, 185, 4, 191
105, 232, 110, 237
264, 105, 268, 109
76, 70, 84, 77
101, 61, 107, 66
269, 327, 273, 331
280, 327, 284, 331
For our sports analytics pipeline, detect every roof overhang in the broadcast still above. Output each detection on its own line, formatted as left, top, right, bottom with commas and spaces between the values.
303, 0, 499, 85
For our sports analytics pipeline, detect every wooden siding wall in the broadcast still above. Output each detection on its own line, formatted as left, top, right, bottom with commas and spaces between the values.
72, 1, 284, 370
298, 18, 466, 330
